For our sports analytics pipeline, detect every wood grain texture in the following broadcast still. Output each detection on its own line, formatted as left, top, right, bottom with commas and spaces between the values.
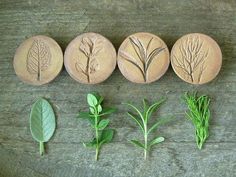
0, 0, 236, 177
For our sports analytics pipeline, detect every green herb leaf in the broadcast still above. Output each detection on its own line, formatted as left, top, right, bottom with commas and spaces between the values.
99, 107, 116, 116
97, 105, 102, 113
127, 111, 144, 133
87, 93, 98, 107
130, 140, 145, 149
30, 98, 56, 156
78, 112, 93, 119
98, 119, 110, 130
92, 93, 103, 103
89, 107, 95, 114
88, 117, 96, 125
183, 92, 210, 150
123, 103, 143, 121
99, 129, 114, 145
78, 112, 95, 125
83, 139, 97, 148
142, 99, 148, 116
146, 98, 165, 121
96, 96, 104, 106
148, 137, 164, 147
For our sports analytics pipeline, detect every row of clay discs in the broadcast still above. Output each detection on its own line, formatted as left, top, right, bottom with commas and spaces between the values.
14, 32, 222, 85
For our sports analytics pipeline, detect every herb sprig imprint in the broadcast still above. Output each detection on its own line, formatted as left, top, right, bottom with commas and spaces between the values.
183, 92, 210, 149
78, 93, 116, 161
76, 37, 102, 83
124, 98, 171, 160
120, 36, 165, 82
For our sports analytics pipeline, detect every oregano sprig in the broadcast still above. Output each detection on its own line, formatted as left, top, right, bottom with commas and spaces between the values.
78, 93, 116, 161
124, 98, 171, 160
183, 92, 210, 149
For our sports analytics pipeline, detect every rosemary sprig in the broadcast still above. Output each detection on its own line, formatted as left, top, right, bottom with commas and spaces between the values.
124, 98, 172, 160
183, 92, 210, 149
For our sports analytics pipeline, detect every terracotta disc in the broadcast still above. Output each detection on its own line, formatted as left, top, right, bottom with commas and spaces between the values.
64, 33, 117, 84
171, 33, 222, 85
117, 32, 170, 84
13, 35, 63, 85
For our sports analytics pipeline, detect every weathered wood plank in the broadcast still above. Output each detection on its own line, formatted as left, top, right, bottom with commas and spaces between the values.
0, 0, 236, 176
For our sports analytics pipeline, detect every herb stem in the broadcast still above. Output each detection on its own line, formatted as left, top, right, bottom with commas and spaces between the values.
39, 141, 44, 156
144, 148, 147, 160
144, 124, 148, 160
80, 93, 115, 161
95, 146, 99, 161
94, 112, 99, 161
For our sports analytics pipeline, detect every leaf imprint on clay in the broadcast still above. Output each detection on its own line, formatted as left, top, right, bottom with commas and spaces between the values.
173, 35, 209, 83
76, 37, 102, 83
27, 39, 51, 81
120, 36, 165, 82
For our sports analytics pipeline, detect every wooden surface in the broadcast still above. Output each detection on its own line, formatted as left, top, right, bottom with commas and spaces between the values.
0, 0, 236, 177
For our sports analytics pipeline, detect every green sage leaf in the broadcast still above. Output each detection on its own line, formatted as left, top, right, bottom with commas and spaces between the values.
30, 98, 56, 155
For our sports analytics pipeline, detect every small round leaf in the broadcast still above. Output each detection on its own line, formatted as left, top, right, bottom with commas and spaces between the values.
87, 94, 98, 107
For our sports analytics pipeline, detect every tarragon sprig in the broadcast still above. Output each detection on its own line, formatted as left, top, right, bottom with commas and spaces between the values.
78, 93, 116, 161
183, 92, 210, 149
124, 98, 171, 160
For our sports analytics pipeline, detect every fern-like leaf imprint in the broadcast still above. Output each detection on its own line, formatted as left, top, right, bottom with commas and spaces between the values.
173, 35, 209, 83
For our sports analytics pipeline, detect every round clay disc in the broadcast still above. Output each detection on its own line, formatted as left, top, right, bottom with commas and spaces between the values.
171, 33, 222, 85
117, 32, 170, 84
64, 32, 117, 84
13, 35, 63, 85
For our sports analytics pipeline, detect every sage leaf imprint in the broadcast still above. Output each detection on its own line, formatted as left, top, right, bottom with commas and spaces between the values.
27, 39, 51, 81
30, 98, 56, 155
